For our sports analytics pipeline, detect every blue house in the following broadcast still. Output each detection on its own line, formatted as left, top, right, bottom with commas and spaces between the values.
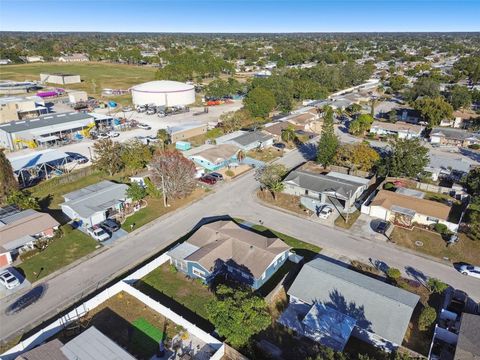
188, 144, 240, 172
167, 221, 291, 290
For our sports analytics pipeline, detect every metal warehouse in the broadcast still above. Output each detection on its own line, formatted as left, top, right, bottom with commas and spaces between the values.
0, 112, 110, 150
130, 80, 195, 107
40, 73, 81, 85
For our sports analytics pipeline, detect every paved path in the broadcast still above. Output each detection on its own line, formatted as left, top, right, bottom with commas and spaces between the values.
1, 145, 479, 342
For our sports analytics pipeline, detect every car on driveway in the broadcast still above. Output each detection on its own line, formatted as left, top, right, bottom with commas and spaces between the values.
122, 106, 132, 112
137, 123, 152, 130
108, 131, 120, 138
0, 270, 20, 290
209, 172, 224, 181
459, 265, 480, 279
96, 132, 109, 140
375, 220, 391, 235
318, 205, 333, 219
199, 175, 217, 185
87, 227, 111, 242
101, 219, 120, 233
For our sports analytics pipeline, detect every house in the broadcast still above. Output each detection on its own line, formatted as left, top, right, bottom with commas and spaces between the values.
15, 326, 136, 360
362, 189, 458, 232
399, 109, 422, 124
0, 96, 48, 123
23, 56, 44, 63
216, 130, 274, 151
454, 313, 480, 360
281, 258, 419, 350
283, 170, 370, 212
187, 144, 240, 171
167, 220, 291, 290
263, 122, 303, 140
369, 121, 424, 140
0, 207, 59, 267
287, 112, 323, 134
57, 53, 89, 62
60, 181, 130, 228
424, 154, 474, 182
430, 128, 480, 147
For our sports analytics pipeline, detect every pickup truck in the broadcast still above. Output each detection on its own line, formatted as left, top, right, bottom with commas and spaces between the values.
87, 227, 110, 242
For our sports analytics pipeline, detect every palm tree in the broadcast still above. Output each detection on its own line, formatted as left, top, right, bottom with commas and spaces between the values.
236, 150, 246, 163
156, 129, 170, 150
270, 181, 284, 201
281, 125, 297, 143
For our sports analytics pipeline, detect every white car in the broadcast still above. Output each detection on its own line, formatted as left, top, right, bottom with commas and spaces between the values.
137, 123, 152, 130
459, 265, 480, 279
0, 270, 20, 290
319, 206, 333, 219
96, 133, 109, 140
87, 227, 110, 242
108, 131, 120, 138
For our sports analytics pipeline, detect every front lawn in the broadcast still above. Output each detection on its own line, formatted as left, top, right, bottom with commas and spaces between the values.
247, 148, 282, 162
334, 210, 361, 229
257, 190, 313, 217
391, 227, 480, 265
17, 225, 99, 282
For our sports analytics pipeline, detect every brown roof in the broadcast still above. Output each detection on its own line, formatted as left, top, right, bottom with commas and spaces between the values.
185, 221, 291, 278
194, 144, 239, 163
0, 210, 60, 246
371, 190, 451, 221
264, 122, 302, 137
371, 121, 424, 133
288, 113, 317, 125
15, 339, 66, 360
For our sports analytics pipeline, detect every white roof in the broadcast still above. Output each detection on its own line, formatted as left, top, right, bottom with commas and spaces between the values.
9, 149, 69, 171
130, 80, 194, 93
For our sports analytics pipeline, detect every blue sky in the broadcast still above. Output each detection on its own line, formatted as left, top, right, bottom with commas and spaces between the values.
1, 0, 479, 32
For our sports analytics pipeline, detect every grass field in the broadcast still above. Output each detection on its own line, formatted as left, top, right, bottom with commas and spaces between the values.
17, 225, 99, 282
0, 62, 156, 97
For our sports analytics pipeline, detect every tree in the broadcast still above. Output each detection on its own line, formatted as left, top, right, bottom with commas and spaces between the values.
206, 284, 271, 348
414, 97, 453, 128
379, 138, 429, 178
92, 139, 124, 176
317, 107, 339, 168
255, 164, 287, 200
448, 85, 472, 110
407, 77, 440, 100
419, 306, 437, 331
427, 278, 448, 294
462, 168, 480, 196
156, 129, 170, 149
389, 75, 408, 92
388, 110, 397, 123
243, 87, 276, 118
149, 149, 196, 205
126, 182, 147, 203
281, 125, 297, 143
6, 190, 39, 210
0, 148, 17, 205
333, 143, 380, 172
349, 114, 374, 136
386, 267, 401, 281
468, 211, 480, 241
120, 140, 152, 172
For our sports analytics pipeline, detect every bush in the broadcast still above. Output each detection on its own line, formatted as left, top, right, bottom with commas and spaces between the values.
169, 264, 178, 273
468, 144, 480, 150
225, 170, 234, 177
434, 223, 448, 234
419, 306, 437, 331
386, 267, 401, 280
383, 182, 395, 190
427, 278, 448, 294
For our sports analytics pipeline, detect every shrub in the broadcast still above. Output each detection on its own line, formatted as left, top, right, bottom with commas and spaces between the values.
383, 182, 395, 190
434, 223, 448, 234
419, 306, 437, 331
169, 264, 178, 273
386, 267, 401, 280
225, 170, 234, 177
427, 278, 448, 294
468, 144, 480, 150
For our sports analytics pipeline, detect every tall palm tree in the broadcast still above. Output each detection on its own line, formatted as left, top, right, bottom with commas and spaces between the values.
281, 125, 297, 143
236, 150, 246, 163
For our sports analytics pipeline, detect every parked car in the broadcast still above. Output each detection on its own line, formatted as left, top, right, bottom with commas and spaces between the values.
273, 143, 286, 149
101, 218, 120, 233
209, 172, 224, 181
137, 123, 152, 130
96, 132, 109, 140
107, 131, 120, 138
375, 220, 391, 235
199, 175, 217, 185
87, 227, 111, 242
318, 205, 333, 219
122, 106, 132, 112
0, 270, 20, 290
459, 265, 480, 279
67, 153, 88, 164
146, 108, 156, 115
145, 135, 159, 142
136, 106, 147, 113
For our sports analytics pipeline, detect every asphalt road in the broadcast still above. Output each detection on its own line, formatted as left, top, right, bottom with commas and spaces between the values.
1, 144, 479, 343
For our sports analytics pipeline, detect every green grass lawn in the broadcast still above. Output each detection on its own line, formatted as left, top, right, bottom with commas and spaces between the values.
334, 210, 361, 229
137, 263, 214, 319
0, 62, 156, 97
246, 148, 282, 162
17, 225, 99, 282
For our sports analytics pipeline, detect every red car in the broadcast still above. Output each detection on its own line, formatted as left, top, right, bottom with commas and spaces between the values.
199, 175, 217, 185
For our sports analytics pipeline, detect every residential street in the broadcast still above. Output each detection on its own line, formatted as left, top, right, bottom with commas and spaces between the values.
1, 145, 479, 342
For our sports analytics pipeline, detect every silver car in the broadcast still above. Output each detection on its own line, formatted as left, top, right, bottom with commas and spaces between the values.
459, 265, 480, 279
0, 270, 20, 290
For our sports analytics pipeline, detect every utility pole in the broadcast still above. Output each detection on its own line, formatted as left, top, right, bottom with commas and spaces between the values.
161, 174, 167, 207
345, 189, 352, 224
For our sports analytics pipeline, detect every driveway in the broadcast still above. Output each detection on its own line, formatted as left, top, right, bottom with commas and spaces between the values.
349, 213, 390, 242
0, 268, 31, 301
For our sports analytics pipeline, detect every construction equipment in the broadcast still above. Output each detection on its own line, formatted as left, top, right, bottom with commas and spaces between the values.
14, 138, 37, 149
80, 122, 96, 138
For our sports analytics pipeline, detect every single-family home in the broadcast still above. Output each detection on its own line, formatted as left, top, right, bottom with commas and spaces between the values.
60, 181, 130, 228
187, 144, 240, 171
454, 313, 480, 360
283, 170, 370, 212
57, 53, 89, 62
424, 154, 474, 182
216, 130, 274, 151
362, 189, 458, 232
0, 207, 59, 267
430, 128, 480, 148
167, 220, 291, 290
264, 122, 303, 141
287, 111, 323, 134
281, 258, 419, 350
369, 121, 424, 140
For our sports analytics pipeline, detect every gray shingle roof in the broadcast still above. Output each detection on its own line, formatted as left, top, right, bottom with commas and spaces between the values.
284, 170, 362, 199
0, 112, 93, 133
454, 313, 480, 360
230, 131, 273, 146
287, 258, 420, 345
61, 181, 129, 218
431, 128, 480, 141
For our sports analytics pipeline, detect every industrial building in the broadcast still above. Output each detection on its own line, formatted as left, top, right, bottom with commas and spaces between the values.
167, 123, 208, 143
130, 80, 195, 107
0, 112, 111, 150
0, 96, 48, 123
40, 73, 81, 85
68, 90, 88, 104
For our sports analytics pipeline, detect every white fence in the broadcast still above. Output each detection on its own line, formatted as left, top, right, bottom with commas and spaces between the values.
1, 253, 224, 360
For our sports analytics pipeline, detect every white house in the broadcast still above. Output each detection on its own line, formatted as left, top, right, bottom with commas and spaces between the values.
369, 121, 424, 140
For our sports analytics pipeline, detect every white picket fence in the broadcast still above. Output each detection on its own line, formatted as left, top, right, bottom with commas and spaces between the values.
1, 252, 223, 360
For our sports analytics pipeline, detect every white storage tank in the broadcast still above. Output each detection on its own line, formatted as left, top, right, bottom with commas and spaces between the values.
130, 80, 195, 107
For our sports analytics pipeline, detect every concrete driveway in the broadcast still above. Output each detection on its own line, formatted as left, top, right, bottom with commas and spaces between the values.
0, 267, 31, 301
349, 213, 391, 242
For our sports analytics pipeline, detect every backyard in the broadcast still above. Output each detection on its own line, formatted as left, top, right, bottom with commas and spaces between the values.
17, 224, 99, 282
0, 62, 156, 97
391, 227, 480, 265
